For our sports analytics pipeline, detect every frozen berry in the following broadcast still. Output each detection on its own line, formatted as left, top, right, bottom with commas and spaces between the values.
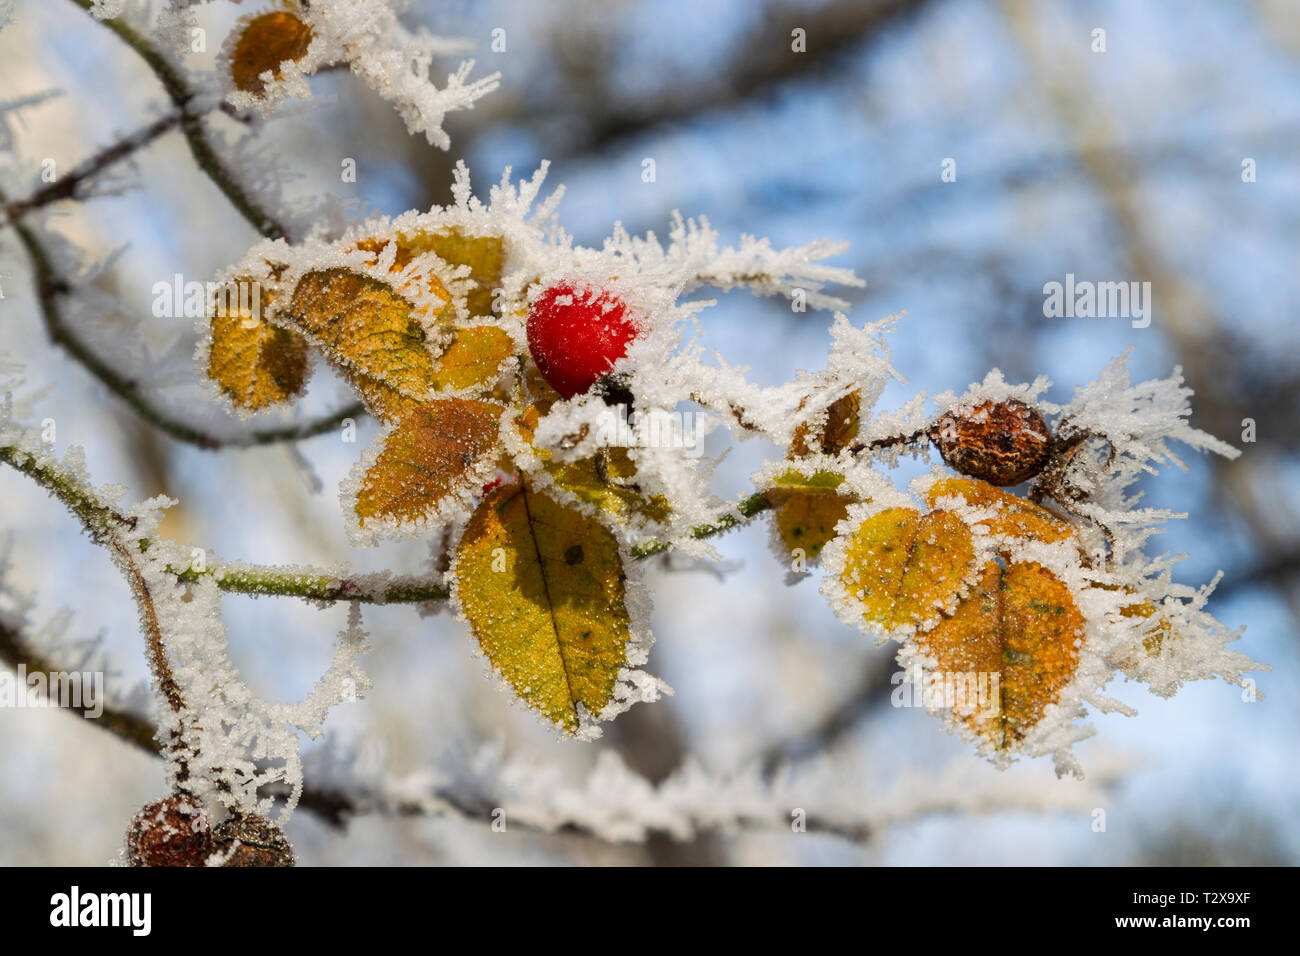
212, 813, 295, 867
126, 794, 212, 867
526, 282, 641, 399
929, 398, 1053, 486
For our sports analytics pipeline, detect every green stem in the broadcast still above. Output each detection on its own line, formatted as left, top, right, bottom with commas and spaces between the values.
630, 493, 772, 558
3, 439, 771, 602
176, 563, 451, 604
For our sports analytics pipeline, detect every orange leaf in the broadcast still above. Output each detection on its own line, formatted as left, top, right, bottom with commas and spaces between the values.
914, 561, 1083, 747
791, 390, 861, 456
923, 477, 1075, 544
285, 268, 447, 422
354, 229, 506, 318
353, 398, 504, 529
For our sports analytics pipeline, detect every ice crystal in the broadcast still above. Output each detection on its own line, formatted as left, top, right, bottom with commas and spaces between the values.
220, 0, 499, 149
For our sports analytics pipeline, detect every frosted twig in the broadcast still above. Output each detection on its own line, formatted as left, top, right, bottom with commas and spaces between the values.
0, 444, 185, 718
277, 746, 1124, 847
2, 208, 365, 449
70, 0, 289, 240
1, 112, 182, 219
0, 616, 157, 753
175, 562, 450, 605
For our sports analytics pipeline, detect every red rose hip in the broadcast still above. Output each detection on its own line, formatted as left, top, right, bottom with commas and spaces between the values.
526, 282, 641, 399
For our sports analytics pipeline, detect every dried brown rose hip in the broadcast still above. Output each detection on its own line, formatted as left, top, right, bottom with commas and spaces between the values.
126, 794, 213, 867
929, 398, 1053, 486
212, 813, 296, 867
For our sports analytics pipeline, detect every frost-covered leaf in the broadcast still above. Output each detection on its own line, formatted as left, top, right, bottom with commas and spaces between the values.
284, 267, 448, 422
352, 398, 503, 531
911, 561, 1083, 748
221, 0, 500, 149
430, 325, 514, 391
206, 282, 310, 412
828, 506, 976, 634
515, 406, 671, 523
405, 229, 507, 318
545, 452, 672, 524
453, 483, 647, 735
790, 390, 860, 457
763, 468, 851, 562
923, 478, 1075, 544
1106, 589, 1176, 675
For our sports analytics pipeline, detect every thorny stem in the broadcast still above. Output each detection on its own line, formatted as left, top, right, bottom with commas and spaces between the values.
70, 0, 290, 241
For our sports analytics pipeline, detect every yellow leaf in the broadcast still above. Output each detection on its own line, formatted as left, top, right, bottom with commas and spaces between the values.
915, 561, 1083, 747
546, 450, 672, 523
776, 496, 850, 562
791, 390, 861, 456
206, 280, 310, 411
416, 229, 507, 318
286, 268, 444, 421
354, 229, 506, 318
455, 483, 636, 734
924, 477, 1075, 544
228, 10, 313, 96
430, 325, 514, 392
764, 468, 847, 499
835, 507, 976, 632
354, 399, 503, 528
764, 469, 851, 562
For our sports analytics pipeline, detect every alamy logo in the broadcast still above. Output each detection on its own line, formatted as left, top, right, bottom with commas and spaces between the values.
152, 274, 262, 325
0, 665, 103, 718
890, 660, 1001, 719
50, 886, 151, 936
594, 405, 705, 458
1042, 273, 1152, 328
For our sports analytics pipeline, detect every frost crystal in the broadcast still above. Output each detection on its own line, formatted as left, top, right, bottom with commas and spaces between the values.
220, 0, 499, 149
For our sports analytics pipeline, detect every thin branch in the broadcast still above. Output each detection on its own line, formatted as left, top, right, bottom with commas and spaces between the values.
0, 617, 157, 754
1, 111, 182, 219
550, 0, 935, 157
846, 427, 929, 457
2, 205, 364, 449
71, 0, 289, 240
177, 562, 451, 605
2, 433, 771, 604
0, 444, 184, 714
630, 493, 773, 559
0, 608, 871, 844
